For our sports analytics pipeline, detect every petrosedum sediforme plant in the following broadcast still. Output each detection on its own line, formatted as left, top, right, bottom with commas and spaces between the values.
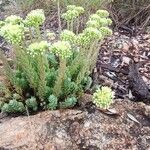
93, 86, 114, 109
0, 5, 112, 113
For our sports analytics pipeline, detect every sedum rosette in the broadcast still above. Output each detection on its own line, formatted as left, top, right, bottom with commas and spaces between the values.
93, 86, 114, 109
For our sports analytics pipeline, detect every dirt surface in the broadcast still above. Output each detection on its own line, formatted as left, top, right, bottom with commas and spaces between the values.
0, 95, 150, 150
94, 29, 150, 103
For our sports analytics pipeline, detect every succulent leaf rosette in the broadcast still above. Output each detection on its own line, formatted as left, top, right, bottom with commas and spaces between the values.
47, 95, 58, 110
24, 9, 45, 27
5, 15, 23, 25
0, 24, 24, 44
27, 41, 49, 56
25, 97, 38, 111
1, 100, 25, 113
50, 41, 72, 59
93, 86, 114, 109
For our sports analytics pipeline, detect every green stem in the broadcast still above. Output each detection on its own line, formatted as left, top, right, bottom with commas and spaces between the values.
76, 17, 80, 34
67, 21, 70, 30
53, 58, 66, 97
29, 28, 33, 43
36, 26, 42, 41
37, 54, 47, 100
57, 0, 62, 33
71, 20, 74, 31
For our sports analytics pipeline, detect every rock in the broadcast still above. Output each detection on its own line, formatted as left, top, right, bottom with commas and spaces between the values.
0, 99, 150, 150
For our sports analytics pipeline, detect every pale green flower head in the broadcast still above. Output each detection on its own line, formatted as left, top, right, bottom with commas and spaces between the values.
86, 20, 99, 28
5, 15, 23, 25
50, 41, 72, 59
60, 30, 76, 43
0, 24, 24, 44
27, 41, 49, 56
83, 27, 102, 40
67, 5, 76, 10
75, 6, 85, 14
106, 18, 113, 26
62, 10, 79, 21
76, 33, 91, 46
66, 5, 84, 15
89, 14, 101, 21
24, 9, 45, 27
98, 18, 111, 27
93, 86, 114, 109
99, 27, 112, 37
96, 10, 109, 18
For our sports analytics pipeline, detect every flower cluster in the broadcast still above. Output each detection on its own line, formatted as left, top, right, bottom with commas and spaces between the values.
0, 24, 24, 44
93, 86, 114, 109
88, 13, 112, 28
62, 5, 84, 21
77, 27, 102, 45
24, 9, 45, 27
27, 41, 49, 56
96, 10, 109, 18
60, 30, 76, 43
5, 15, 23, 25
86, 20, 99, 28
99, 27, 113, 37
50, 41, 72, 59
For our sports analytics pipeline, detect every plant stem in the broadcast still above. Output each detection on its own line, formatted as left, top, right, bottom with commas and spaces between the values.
53, 58, 66, 97
57, 0, 62, 33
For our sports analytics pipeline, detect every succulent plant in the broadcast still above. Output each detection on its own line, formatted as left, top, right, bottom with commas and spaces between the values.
93, 86, 114, 109
47, 95, 58, 110
1, 99, 25, 113
59, 97, 77, 109
25, 97, 38, 111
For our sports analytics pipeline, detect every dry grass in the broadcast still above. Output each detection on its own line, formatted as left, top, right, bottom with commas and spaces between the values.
108, 0, 150, 29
